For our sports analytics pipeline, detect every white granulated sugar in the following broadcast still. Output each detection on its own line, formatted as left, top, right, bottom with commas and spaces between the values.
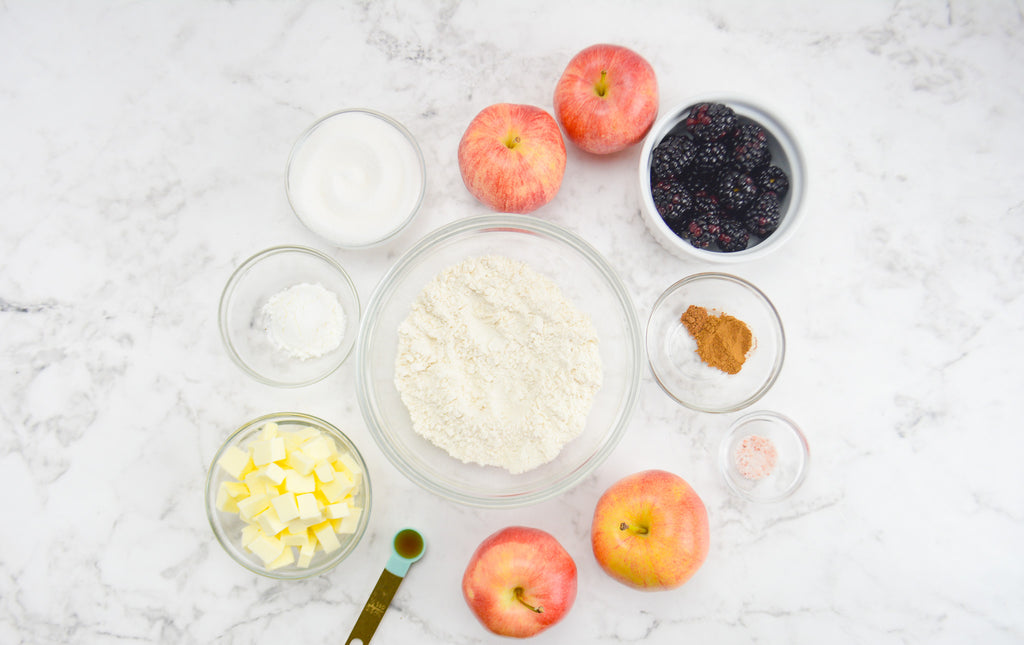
262, 282, 346, 360
394, 255, 602, 474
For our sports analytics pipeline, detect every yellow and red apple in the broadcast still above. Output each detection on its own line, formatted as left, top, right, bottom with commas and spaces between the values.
554, 44, 659, 154
591, 469, 709, 590
462, 526, 577, 638
457, 103, 567, 214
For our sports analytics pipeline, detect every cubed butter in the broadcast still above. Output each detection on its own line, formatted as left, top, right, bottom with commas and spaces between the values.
261, 462, 287, 485
270, 492, 300, 523
287, 518, 312, 534
249, 535, 285, 565
313, 462, 335, 483
319, 474, 354, 503
285, 450, 315, 476
254, 507, 286, 536
325, 502, 350, 520
222, 481, 249, 498
282, 529, 311, 548
337, 453, 362, 476
313, 521, 341, 553
297, 542, 315, 568
252, 437, 286, 466
241, 524, 261, 548
260, 422, 279, 439
336, 508, 363, 535
217, 445, 251, 479
243, 470, 271, 497
237, 494, 270, 522
285, 471, 316, 494
216, 485, 239, 513
295, 493, 322, 522
267, 547, 295, 571
301, 437, 331, 464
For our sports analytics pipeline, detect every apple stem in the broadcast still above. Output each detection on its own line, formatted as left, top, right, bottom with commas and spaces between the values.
504, 134, 521, 149
595, 70, 609, 97
513, 587, 543, 613
619, 521, 649, 536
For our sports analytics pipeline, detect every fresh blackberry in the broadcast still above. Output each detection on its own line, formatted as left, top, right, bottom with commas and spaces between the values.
715, 169, 759, 215
690, 190, 721, 220
651, 180, 694, 232
691, 140, 730, 178
679, 171, 711, 196
755, 165, 790, 200
716, 218, 750, 252
684, 103, 737, 142
650, 135, 696, 182
685, 213, 721, 249
744, 192, 782, 237
731, 122, 770, 172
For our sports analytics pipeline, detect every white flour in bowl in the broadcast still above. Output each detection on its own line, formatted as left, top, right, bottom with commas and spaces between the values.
394, 255, 602, 474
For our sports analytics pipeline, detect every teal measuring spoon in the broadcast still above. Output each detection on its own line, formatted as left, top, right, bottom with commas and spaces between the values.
345, 528, 425, 645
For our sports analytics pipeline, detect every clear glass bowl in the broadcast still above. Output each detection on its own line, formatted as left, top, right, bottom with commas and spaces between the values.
355, 214, 643, 508
218, 245, 360, 387
286, 108, 425, 249
205, 412, 372, 579
719, 410, 809, 502
647, 273, 784, 413
638, 95, 806, 262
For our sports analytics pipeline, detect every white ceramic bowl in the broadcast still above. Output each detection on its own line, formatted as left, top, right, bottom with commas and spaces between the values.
218, 246, 360, 387
356, 215, 643, 508
638, 95, 806, 262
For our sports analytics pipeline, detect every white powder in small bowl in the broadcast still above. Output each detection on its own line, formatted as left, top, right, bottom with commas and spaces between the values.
262, 282, 346, 360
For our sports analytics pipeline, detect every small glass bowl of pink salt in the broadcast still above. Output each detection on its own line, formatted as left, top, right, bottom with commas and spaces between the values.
719, 410, 808, 502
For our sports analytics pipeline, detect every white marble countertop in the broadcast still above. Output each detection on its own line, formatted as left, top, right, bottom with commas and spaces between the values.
3, 1, 1023, 643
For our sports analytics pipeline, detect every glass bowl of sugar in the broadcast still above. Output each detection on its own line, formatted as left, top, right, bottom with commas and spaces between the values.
219, 246, 360, 387
286, 109, 426, 249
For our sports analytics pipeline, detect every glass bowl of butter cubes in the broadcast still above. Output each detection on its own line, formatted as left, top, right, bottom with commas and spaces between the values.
205, 412, 371, 579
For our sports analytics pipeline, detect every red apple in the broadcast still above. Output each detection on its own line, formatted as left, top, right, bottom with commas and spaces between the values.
457, 103, 567, 214
591, 469, 709, 590
462, 526, 577, 638
554, 44, 659, 154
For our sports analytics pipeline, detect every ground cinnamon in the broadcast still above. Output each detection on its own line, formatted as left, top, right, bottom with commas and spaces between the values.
680, 305, 753, 374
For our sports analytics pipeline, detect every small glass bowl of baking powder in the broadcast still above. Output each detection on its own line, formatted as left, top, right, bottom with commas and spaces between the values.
219, 246, 360, 387
719, 410, 809, 502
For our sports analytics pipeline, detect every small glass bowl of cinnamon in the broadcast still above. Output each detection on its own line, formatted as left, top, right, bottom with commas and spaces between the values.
646, 272, 784, 413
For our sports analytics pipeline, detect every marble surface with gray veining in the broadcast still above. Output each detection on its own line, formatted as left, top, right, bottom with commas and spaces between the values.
2, 1, 1023, 643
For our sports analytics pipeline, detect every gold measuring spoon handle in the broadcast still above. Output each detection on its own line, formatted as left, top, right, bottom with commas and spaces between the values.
345, 528, 424, 645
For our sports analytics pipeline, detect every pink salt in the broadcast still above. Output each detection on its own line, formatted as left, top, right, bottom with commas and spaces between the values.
734, 435, 778, 480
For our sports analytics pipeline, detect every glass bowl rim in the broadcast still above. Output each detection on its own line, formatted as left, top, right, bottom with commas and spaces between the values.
204, 411, 372, 579
718, 409, 809, 502
217, 244, 361, 388
284, 107, 427, 249
354, 213, 644, 507
646, 271, 786, 413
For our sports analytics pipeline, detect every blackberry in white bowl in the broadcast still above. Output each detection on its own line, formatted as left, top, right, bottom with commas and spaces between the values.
638, 97, 805, 263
